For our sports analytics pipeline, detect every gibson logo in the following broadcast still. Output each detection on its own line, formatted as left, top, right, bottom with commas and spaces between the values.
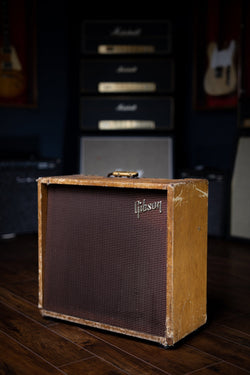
134, 199, 162, 219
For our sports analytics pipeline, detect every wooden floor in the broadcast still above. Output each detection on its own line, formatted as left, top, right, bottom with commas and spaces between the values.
0, 234, 249, 374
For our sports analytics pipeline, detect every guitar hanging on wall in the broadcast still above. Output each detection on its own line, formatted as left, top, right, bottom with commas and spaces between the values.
0, 0, 26, 99
203, 39, 237, 97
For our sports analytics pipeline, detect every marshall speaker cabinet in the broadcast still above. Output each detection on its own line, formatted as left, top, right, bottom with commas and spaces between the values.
79, 136, 174, 179
38, 174, 208, 347
81, 20, 172, 55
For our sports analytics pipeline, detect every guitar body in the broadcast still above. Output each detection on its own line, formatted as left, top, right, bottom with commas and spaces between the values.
0, 70, 26, 98
0, 45, 26, 99
204, 40, 237, 96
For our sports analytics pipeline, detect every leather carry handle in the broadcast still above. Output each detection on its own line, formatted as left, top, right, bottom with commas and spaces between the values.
107, 171, 139, 178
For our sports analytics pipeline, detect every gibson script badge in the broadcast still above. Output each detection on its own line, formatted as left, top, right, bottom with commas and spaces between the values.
134, 199, 162, 219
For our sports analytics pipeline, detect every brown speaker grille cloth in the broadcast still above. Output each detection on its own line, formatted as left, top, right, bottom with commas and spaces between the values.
44, 184, 167, 337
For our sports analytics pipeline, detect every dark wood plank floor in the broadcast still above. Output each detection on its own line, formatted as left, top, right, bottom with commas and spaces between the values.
0, 234, 249, 374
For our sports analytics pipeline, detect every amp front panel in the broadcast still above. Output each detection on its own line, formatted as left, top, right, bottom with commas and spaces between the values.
43, 184, 168, 338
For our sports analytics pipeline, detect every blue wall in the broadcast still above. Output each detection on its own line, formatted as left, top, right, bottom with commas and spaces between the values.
0, 1, 69, 161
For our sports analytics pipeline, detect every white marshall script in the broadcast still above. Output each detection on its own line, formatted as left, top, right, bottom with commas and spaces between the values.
116, 65, 138, 74
111, 27, 142, 37
134, 199, 162, 219
115, 103, 138, 112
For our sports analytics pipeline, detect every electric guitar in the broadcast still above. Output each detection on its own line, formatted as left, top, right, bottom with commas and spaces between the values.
203, 39, 237, 96
0, 0, 26, 99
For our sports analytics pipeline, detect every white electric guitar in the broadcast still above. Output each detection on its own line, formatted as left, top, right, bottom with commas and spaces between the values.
204, 39, 237, 96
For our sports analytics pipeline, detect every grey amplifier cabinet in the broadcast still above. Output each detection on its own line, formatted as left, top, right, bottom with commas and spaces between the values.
79, 136, 174, 179
231, 136, 250, 239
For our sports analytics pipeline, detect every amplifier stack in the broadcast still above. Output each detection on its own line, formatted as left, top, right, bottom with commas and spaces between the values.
79, 20, 175, 178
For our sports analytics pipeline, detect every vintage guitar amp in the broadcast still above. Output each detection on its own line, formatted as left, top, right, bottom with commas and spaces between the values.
38, 173, 208, 347
80, 58, 174, 94
80, 96, 174, 131
81, 20, 172, 55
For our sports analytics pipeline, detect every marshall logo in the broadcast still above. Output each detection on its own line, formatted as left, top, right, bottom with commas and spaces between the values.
115, 103, 137, 112
116, 65, 138, 74
134, 199, 162, 219
111, 27, 142, 37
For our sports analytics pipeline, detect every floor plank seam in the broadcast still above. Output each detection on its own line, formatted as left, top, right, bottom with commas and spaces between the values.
185, 342, 250, 373
0, 285, 39, 308
0, 329, 68, 375
0, 299, 45, 324
57, 355, 98, 368
183, 360, 225, 375
49, 326, 133, 375
221, 360, 250, 374
184, 343, 224, 363
219, 321, 250, 338
0, 301, 94, 366
80, 328, 173, 375
204, 330, 250, 349
59, 355, 132, 375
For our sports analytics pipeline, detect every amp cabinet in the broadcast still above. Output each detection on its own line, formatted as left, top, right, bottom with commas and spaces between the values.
81, 20, 172, 55
231, 136, 250, 239
79, 136, 174, 179
38, 174, 208, 347
0, 159, 61, 236
80, 58, 174, 94
80, 96, 174, 131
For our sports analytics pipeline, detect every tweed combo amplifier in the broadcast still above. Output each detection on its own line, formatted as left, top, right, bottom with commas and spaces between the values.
80, 96, 174, 131
80, 58, 174, 94
81, 20, 172, 55
38, 173, 208, 347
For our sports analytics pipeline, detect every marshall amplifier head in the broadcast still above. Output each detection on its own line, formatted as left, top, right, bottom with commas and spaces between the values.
81, 20, 172, 55
80, 97, 174, 131
80, 58, 174, 94
38, 174, 208, 347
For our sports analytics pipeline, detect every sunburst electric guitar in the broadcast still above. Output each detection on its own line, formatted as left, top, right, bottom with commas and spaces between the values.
0, 0, 26, 99
203, 39, 237, 96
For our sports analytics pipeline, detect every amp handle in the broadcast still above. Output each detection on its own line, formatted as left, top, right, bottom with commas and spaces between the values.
107, 171, 139, 178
